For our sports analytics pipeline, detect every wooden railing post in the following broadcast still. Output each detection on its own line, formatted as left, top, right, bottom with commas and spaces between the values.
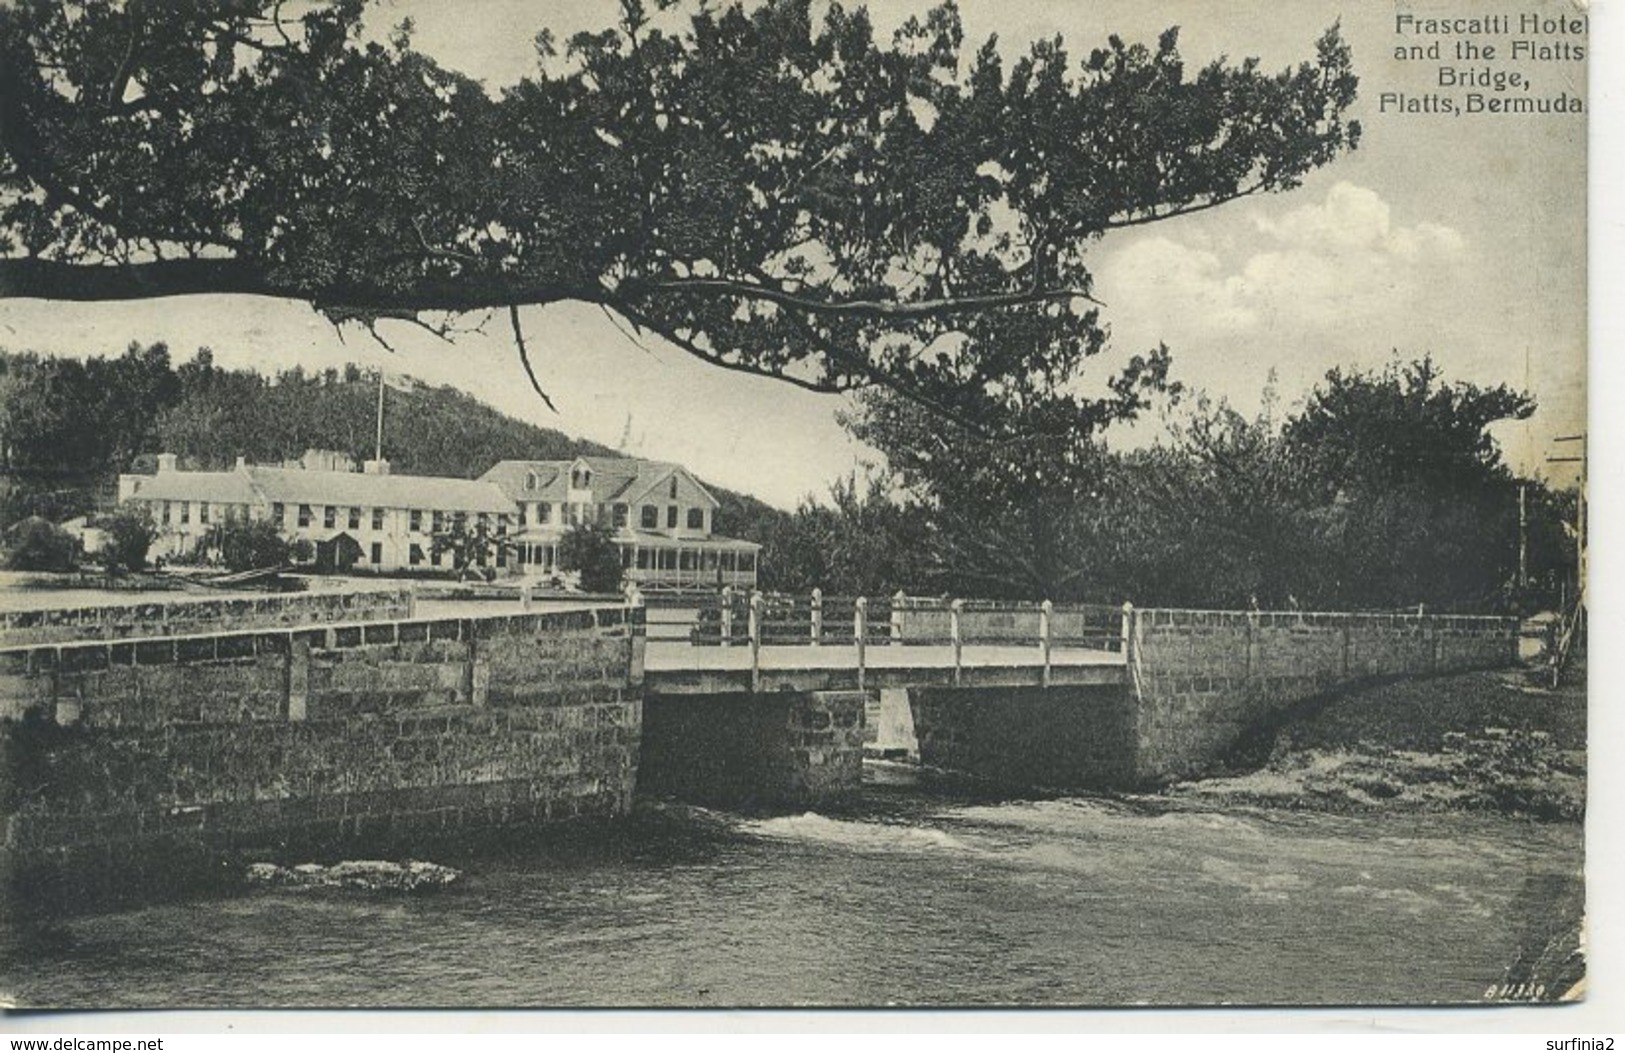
810, 587, 823, 646
719, 585, 734, 647
1120, 601, 1135, 658
950, 598, 964, 686
1040, 598, 1053, 688
854, 596, 868, 692
749, 590, 764, 693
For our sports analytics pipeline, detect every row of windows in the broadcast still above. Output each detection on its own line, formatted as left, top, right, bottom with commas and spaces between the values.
156, 501, 252, 526
154, 498, 707, 535
631, 548, 755, 572
638, 504, 705, 530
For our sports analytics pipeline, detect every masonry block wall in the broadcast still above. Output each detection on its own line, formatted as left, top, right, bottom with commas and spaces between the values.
909, 685, 1138, 789
0, 588, 415, 646
0, 606, 640, 914
1128, 608, 1518, 781
638, 690, 866, 808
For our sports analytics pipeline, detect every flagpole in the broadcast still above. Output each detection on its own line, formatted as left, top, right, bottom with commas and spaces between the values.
374, 369, 386, 463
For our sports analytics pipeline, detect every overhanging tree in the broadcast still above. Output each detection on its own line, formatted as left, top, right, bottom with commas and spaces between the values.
0, 0, 1359, 426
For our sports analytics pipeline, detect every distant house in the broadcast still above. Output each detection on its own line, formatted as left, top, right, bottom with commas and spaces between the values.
480, 456, 759, 588
117, 450, 759, 587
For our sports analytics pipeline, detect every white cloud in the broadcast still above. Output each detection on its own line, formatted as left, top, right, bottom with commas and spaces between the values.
1101, 181, 1468, 346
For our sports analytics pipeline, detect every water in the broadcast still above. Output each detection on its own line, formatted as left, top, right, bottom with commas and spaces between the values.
0, 770, 1581, 1008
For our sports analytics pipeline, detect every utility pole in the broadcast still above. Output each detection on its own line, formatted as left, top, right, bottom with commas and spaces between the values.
1518, 482, 1528, 590
374, 369, 386, 464
1547, 434, 1586, 608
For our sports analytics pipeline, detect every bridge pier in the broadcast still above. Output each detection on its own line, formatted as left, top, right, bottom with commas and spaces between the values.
908, 685, 1138, 790
638, 690, 867, 809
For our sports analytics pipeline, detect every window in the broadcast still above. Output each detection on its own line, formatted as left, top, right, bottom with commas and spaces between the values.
686, 508, 704, 530
372, 508, 385, 531
640, 505, 657, 529
537, 502, 551, 525
409, 543, 424, 566
525, 471, 538, 491
740, 552, 757, 573
621, 548, 633, 568
161, 501, 171, 525
323, 506, 336, 529
669, 476, 679, 499
517, 506, 528, 528
496, 541, 507, 568
613, 504, 629, 528
679, 549, 697, 571
666, 505, 678, 529
272, 502, 285, 526
370, 542, 383, 564
179, 502, 190, 525
636, 549, 650, 569
348, 507, 361, 530
432, 510, 445, 533
497, 514, 509, 535
571, 466, 591, 489
199, 502, 210, 524
478, 512, 490, 531
298, 504, 312, 528
410, 509, 423, 532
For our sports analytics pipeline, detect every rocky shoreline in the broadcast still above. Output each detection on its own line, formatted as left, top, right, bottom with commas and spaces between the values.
1169, 668, 1586, 822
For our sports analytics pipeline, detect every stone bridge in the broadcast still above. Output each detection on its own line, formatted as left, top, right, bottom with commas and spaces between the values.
0, 590, 1517, 913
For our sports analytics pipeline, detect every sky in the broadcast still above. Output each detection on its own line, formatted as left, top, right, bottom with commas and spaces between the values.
0, 0, 1591, 507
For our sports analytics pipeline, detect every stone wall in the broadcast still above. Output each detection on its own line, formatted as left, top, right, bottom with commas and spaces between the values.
0, 606, 640, 915
1128, 608, 1518, 780
638, 690, 866, 808
908, 684, 1137, 789
0, 588, 416, 646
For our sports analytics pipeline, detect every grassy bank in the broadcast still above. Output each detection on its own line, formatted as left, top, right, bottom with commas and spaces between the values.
1170, 668, 1586, 822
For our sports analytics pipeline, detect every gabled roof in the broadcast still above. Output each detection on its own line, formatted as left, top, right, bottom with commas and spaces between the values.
122, 470, 260, 506
246, 466, 513, 514
481, 456, 718, 509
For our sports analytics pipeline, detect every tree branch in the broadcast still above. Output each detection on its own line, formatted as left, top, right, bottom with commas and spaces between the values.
632, 275, 1105, 320
508, 304, 559, 413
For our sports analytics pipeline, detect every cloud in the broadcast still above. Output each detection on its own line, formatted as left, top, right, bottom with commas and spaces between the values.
1090, 182, 1480, 425
1105, 182, 1467, 343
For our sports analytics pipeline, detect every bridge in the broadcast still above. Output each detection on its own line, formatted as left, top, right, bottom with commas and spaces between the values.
638, 590, 1127, 694
0, 586, 1520, 909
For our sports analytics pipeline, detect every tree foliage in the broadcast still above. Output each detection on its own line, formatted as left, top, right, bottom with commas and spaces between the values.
558, 522, 624, 593
98, 506, 157, 571
2, 515, 79, 571
429, 513, 506, 577
201, 517, 295, 572
829, 357, 1568, 612
0, 0, 1359, 427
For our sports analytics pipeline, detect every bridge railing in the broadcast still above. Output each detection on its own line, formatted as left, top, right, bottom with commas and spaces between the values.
634, 588, 1128, 689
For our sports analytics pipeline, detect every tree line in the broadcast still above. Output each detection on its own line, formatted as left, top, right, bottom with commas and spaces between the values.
752, 357, 1578, 615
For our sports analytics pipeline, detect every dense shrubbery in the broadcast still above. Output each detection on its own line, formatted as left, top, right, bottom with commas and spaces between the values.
98, 507, 157, 571
2, 516, 79, 571
558, 523, 623, 594
199, 519, 297, 573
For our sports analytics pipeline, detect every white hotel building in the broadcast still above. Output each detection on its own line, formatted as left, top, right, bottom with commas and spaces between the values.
117, 450, 760, 588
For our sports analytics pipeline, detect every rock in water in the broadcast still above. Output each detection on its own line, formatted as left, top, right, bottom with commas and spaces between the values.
244, 859, 461, 893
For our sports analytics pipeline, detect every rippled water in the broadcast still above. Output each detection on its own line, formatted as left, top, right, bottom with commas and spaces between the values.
0, 770, 1582, 1008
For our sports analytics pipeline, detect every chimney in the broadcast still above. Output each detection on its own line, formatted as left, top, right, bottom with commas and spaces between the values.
364, 459, 392, 475
156, 453, 178, 474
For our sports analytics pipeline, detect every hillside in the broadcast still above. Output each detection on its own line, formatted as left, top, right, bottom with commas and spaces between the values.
0, 344, 790, 544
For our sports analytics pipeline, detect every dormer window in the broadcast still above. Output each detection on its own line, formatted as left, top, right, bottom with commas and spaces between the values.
571, 465, 592, 489
669, 476, 679, 499
524, 471, 538, 491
